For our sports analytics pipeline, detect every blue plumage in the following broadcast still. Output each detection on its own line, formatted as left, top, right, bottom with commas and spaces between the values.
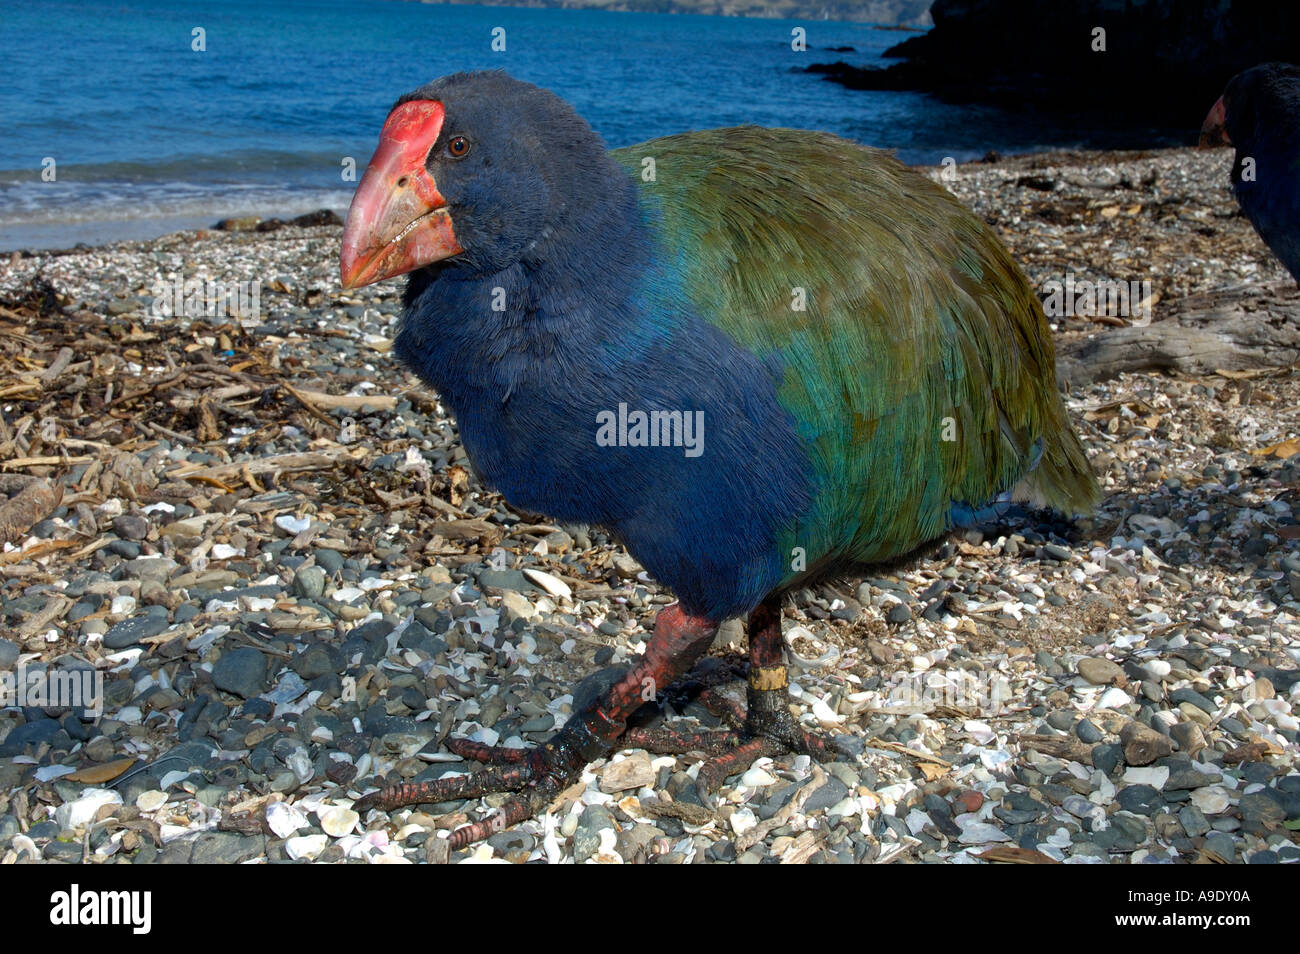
1205, 62, 1300, 283
396, 194, 813, 621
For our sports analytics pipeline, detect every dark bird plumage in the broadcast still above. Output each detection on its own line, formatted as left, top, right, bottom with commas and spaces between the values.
339, 71, 1099, 840
1201, 62, 1300, 283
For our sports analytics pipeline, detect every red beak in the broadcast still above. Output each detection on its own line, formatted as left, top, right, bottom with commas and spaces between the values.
1199, 95, 1231, 147
340, 100, 464, 289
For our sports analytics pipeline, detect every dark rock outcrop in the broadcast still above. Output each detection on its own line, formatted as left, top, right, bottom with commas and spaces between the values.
808, 1, 1299, 128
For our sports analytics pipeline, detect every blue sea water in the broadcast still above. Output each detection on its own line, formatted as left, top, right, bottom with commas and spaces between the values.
0, 0, 1187, 251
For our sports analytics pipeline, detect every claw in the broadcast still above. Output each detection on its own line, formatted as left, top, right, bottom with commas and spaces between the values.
445, 738, 530, 764
352, 758, 536, 814
343, 604, 725, 854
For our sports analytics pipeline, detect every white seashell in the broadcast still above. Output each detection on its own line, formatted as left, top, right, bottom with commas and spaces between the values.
157, 766, 196, 787
1260, 698, 1291, 717
560, 812, 580, 838
319, 805, 360, 837
110, 595, 137, 616
210, 543, 241, 560
1142, 660, 1171, 680
596, 828, 620, 859
829, 797, 859, 817
1096, 687, 1133, 710
35, 765, 76, 782
1190, 786, 1231, 815
266, 801, 308, 838
958, 822, 1011, 844
729, 807, 757, 836
288, 751, 314, 783
187, 624, 229, 653
103, 648, 143, 668
964, 720, 996, 745
285, 834, 328, 861
1044, 827, 1073, 849
522, 567, 571, 599
275, 515, 312, 534
1123, 766, 1170, 789
740, 768, 776, 787
10, 834, 39, 861
461, 844, 508, 864
331, 586, 365, 602
135, 790, 168, 812
980, 748, 1012, 771
811, 696, 843, 726
56, 788, 123, 830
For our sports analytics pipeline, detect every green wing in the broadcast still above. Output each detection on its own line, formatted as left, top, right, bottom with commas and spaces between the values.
613, 127, 1099, 579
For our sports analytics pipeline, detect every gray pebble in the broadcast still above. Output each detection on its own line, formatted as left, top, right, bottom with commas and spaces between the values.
573, 804, 614, 862
804, 777, 850, 813
1203, 831, 1236, 862
314, 549, 345, 575
188, 831, 266, 864
212, 648, 269, 699
1093, 743, 1124, 775
886, 604, 911, 625
1116, 784, 1161, 815
103, 606, 170, 649
293, 566, 327, 600
1238, 791, 1286, 833
111, 513, 149, 540
290, 643, 343, 681
1178, 805, 1210, 838
1075, 719, 1104, 743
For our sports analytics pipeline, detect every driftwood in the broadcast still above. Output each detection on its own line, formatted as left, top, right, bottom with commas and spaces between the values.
1017, 734, 1095, 766
1119, 720, 1175, 766
1056, 280, 1300, 387
0, 476, 63, 543
167, 448, 356, 482
286, 385, 396, 413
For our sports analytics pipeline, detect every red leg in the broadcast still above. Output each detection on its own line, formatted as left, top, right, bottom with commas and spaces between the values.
741, 598, 839, 762
352, 604, 717, 850
629, 596, 843, 798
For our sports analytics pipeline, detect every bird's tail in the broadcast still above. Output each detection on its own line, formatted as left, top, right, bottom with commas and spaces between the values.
1014, 402, 1101, 515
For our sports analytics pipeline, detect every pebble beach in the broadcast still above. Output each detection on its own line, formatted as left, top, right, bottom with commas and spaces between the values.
0, 144, 1297, 865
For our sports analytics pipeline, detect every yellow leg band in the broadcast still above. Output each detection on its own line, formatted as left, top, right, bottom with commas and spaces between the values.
748, 666, 788, 691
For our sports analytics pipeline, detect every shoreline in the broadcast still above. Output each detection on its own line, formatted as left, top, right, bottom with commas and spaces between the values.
1, 144, 1277, 292
0, 143, 1213, 259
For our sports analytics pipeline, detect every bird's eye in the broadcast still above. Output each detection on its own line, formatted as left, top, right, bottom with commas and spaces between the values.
447, 136, 470, 158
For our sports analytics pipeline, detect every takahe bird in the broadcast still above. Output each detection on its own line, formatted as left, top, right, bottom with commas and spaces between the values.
341, 71, 1099, 846
1201, 62, 1300, 284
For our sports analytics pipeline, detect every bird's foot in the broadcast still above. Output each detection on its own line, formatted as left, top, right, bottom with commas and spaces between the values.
352, 704, 620, 852
350, 602, 719, 854
625, 667, 846, 800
